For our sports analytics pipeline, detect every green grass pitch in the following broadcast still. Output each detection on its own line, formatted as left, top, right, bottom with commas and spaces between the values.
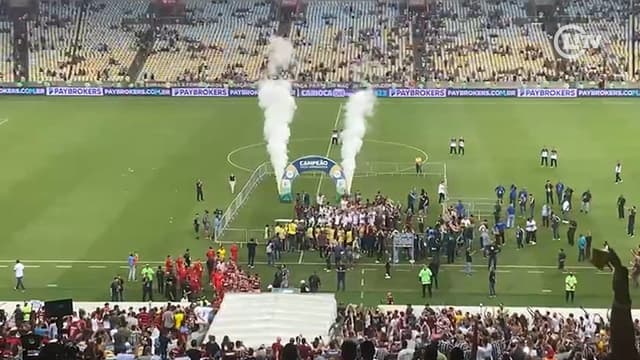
0, 96, 639, 308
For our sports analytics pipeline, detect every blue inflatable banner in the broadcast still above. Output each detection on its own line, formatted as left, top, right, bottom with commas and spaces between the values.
279, 155, 346, 202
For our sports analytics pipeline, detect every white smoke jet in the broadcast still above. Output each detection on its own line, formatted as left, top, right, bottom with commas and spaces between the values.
266, 36, 294, 76
258, 79, 296, 183
258, 36, 297, 188
340, 88, 376, 193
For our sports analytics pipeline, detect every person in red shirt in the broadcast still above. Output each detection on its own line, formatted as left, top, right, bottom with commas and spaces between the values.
165, 255, 174, 273
230, 244, 239, 263
177, 266, 188, 289
194, 259, 204, 278
272, 337, 283, 360
213, 270, 223, 294
176, 256, 184, 270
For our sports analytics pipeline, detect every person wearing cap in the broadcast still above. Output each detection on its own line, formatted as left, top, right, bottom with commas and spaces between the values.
565, 272, 577, 303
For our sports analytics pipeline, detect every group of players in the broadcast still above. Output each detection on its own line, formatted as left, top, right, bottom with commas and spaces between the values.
160, 245, 261, 305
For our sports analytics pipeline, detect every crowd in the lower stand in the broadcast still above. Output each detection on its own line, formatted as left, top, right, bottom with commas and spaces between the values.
0, 299, 631, 359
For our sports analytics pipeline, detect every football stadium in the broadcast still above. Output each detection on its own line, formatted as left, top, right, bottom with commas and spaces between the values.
1, 0, 640, 358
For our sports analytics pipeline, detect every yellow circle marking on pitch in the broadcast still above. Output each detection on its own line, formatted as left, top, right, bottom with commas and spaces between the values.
226, 138, 429, 173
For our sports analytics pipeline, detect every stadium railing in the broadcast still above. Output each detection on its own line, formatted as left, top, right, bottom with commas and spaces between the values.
215, 162, 271, 241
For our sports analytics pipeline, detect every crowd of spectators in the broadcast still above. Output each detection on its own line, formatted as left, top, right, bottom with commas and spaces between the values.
4, 0, 640, 85
0, 300, 633, 360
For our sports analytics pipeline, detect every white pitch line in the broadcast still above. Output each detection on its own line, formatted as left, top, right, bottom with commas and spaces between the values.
0, 259, 607, 270
315, 105, 342, 196
55, 265, 72, 269
0, 119, 8, 126
298, 251, 304, 264
24, 265, 41, 268
88, 265, 107, 269
541, 289, 552, 293
47, 284, 58, 287
528, 270, 545, 274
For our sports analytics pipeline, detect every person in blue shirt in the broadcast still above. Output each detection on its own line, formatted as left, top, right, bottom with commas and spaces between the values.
495, 185, 505, 204
556, 182, 565, 205
518, 188, 528, 216
506, 203, 516, 228
495, 220, 506, 245
407, 189, 417, 213
455, 200, 465, 218
578, 234, 587, 262
509, 184, 517, 206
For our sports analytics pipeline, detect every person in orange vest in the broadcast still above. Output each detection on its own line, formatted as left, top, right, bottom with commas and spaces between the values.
230, 244, 239, 263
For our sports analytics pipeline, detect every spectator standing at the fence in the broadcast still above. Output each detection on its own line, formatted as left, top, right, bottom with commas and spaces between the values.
196, 179, 204, 201
14, 259, 25, 291
565, 272, 577, 303
418, 264, 433, 298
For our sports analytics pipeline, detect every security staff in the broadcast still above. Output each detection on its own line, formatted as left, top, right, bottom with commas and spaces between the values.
488, 268, 496, 297
418, 265, 433, 298
565, 272, 577, 303
415, 156, 423, 175
195, 179, 204, 201
428, 257, 440, 289
142, 275, 153, 302
156, 266, 165, 294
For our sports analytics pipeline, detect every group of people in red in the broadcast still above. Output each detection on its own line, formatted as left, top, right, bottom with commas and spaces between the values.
161, 244, 260, 305
200, 244, 261, 309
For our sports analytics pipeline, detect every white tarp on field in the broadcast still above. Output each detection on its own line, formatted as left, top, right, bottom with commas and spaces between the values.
206, 293, 337, 347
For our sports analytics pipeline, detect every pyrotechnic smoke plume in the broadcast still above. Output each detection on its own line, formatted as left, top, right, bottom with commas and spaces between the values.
341, 88, 376, 193
258, 37, 297, 187
266, 36, 294, 76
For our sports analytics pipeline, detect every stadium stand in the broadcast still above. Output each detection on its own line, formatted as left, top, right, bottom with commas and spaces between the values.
70, 0, 150, 83
27, 0, 81, 83
139, 0, 278, 83
290, 1, 414, 84
0, 20, 12, 82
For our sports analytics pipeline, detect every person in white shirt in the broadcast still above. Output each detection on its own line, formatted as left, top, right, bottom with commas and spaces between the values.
437, 180, 447, 204
525, 218, 537, 245
615, 162, 623, 183
228, 174, 236, 194
14, 260, 25, 291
